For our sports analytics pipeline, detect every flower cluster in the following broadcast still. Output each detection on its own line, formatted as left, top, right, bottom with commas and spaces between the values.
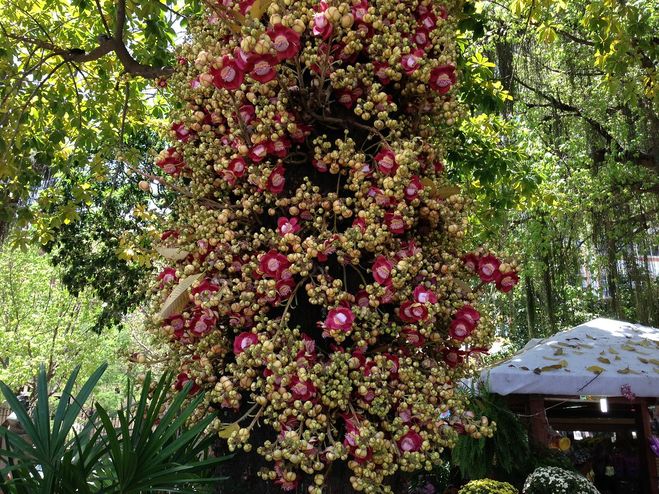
146, 0, 518, 492
523, 466, 600, 494
458, 478, 518, 494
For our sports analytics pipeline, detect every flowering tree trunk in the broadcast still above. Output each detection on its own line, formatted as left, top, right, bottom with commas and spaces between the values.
148, 0, 518, 492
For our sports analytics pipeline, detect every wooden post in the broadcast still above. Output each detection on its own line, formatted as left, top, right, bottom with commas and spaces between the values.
528, 394, 549, 446
636, 399, 658, 494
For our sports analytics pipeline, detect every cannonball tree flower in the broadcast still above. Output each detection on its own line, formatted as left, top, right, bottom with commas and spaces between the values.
428, 64, 457, 95
401, 49, 424, 74
248, 142, 268, 162
266, 165, 286, 194
455, 305, 480, 326
312, 12, 333, 39
210, 56, 244, 90
175, 373, 200, 394
289, 376, 317, 401
372, 256, 394, 286
259, 249, 291, 279
277, 217, 301, 235
373, 61, 391, 84
413, 27, 431, 49
477, 254, 501, 283
234, 47, 256, 72
191, 279, 220, 296
442, 347, 466, 368
157, 267, 178, 287
324, 307, 355, 332
449, 317, 475, 341
171, 122, 194, 142
402, 327, 425, 347
233, 331, 259, 355
398, 430, 423, 453
156, 148, 185, 175
268, 137, 291, 158
404, 176, 424, 201
267, 24, 301, 61
496, 270, 519, 292
462, 252, 480, 272
374, 147, 398, 175
250, 54, 278, 83
190, 308, 216, 337
398, 301, 429, 323
413, 285, 437, 304
384, 212, 406, 235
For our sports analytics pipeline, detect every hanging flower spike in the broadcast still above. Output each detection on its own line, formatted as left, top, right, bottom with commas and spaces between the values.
266, 165, 286, 194
372, 256, 394, 286
496, 270, 519, 292
250, 54, 278, 83
267, 24, 301, 61
210, 56, 244, 91
374, 147, 398, 175
324, 307, 355, 332
398, 430, 423, 453
233, 331, 259, 355
277, 217, 301, 235
477, 254, 501, 283
429, 64, 456, 95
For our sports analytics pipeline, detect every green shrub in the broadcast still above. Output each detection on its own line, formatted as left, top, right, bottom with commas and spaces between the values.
523, 466, 600, 494
459, 478, 518, 494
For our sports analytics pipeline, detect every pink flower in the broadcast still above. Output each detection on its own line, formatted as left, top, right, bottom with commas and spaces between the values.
268, 137, 291, 158
434, 160, 445, 173
223, 156, 247, 185
372, 256, 394, 286
312, 12, 333, 39
312, 159, 328, 173
449, 317, 475, 341
355, 289, 370, 307
277, 217, 301, 235
171, 122, 194, 142
373, 61, 391, 84
276, 278, 296, 299
289, 123, 312, 143
413, 285, 437, 304
289, 376, 317, 401
455, 305, 480, 325
477, 254, 501, 282
233, 331, 259, 355
413, 27, 431, 49
191, 279, 220, 296
248, 142, 268, 162
352, 0, 368, 22
374, 147, 398, 175
161, 229, 179, 241
404, 176, 424, 201
266, 165, 286, 194
402, 328, 425, 347
175, 373, 200, 394
156, 147, 184, 175
496, 271, 519, 292
442, 347, 465, 368
398, 430, 422, 452
233, 47, 256, 72
398, 301, 429, 323
259, 249, 291, 278
401, 49, 424, 74
352, 217, 366, 233
250, 54, 278, 83
462, 253, 480, 272
325, 307, 355, 332
267, 24, 301, 61
419, 11, 437, 30
238, 104, 256, 124
274, 462, 299, 491
157, 267, 177, 287
336, 88, 358, 108
191, 308, 216, 337
210, 56, 244, 90
429, 64, 456, 94
385, 212, 405, 234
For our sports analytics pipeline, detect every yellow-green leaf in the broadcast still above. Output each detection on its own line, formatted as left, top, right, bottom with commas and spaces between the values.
597, 357, 611, 365
218, 422, 240, 439
586, 365, 605, 374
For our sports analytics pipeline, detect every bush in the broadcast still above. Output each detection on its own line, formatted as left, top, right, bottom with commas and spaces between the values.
459, 479, 518, 494
523, 466, 600, 494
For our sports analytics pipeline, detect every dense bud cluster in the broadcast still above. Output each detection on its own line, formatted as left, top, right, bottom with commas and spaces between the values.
147, 0, 518, 491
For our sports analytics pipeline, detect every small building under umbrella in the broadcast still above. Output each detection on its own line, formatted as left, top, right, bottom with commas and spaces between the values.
476, 318, 659, 494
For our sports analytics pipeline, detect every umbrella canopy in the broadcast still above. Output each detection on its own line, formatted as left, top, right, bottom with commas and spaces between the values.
479, 318, 659, 397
